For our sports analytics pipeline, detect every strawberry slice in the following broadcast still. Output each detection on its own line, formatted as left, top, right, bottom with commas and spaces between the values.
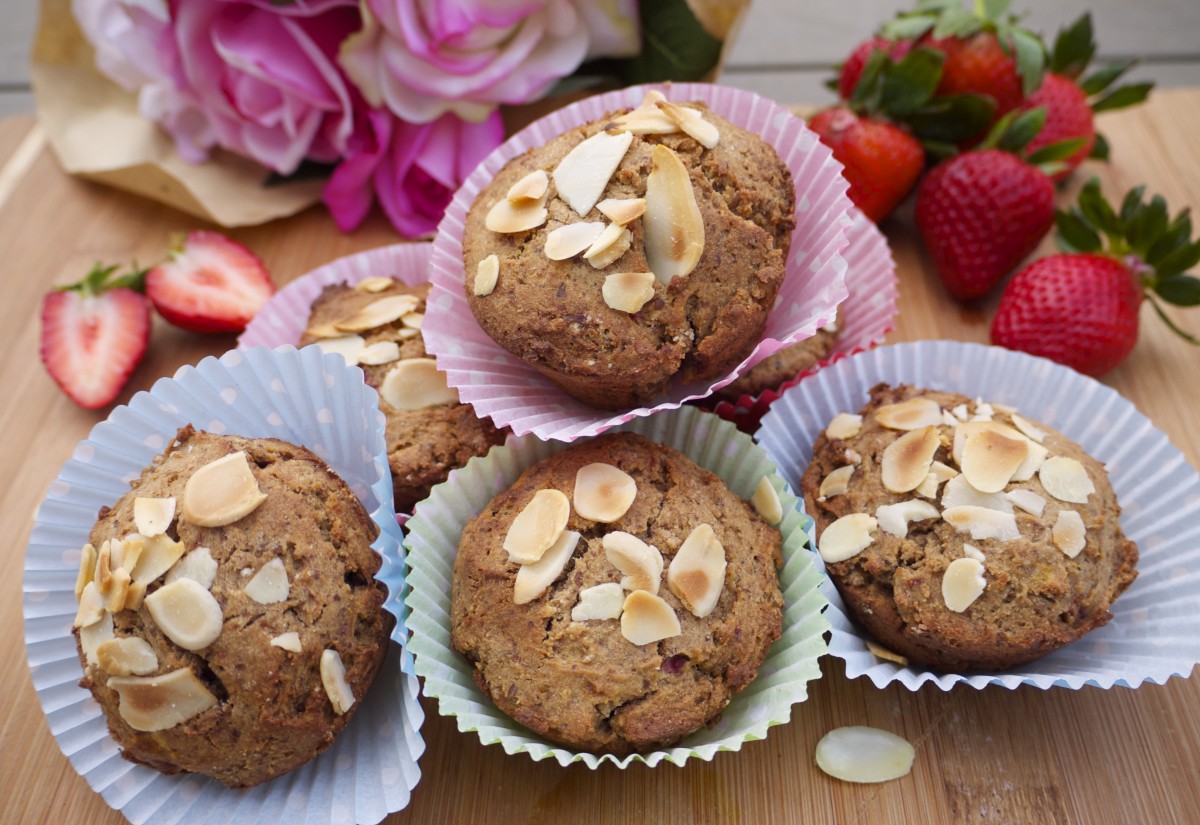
40, 264, 151, 409
146, 231, 274, 333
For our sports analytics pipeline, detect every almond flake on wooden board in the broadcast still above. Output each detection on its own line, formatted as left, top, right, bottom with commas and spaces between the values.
815, 727, 915, 784
503, 489, 571, 565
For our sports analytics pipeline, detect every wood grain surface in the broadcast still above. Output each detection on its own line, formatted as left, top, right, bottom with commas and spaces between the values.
5, 90, 1200, 825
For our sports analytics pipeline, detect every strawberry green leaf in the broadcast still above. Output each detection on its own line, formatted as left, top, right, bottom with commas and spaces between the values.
1055, 209, 1102, 253
921, 139, 960, 160
1120, 185, 1146, 226
882, 15, 936, 41
1089, 133, 1110, 160
1092, 82, 1154, 113
933, 5, 981, 40
850, 50, 889, 110
1155, 240, 1200, 280
824, 76, 840, 93
881, 48, 944, 115
1145, 294, 1200, 345
1027, 136, 1087, 165
1146, 211, 1193, 268
978, 0, 1013, 20
1080, 61, 1135, 96
1127, 194, 1169, 255
1050, 13, 1095, 79
907, 94, 996, 142
1009, 27, 1047, 96
109, 266, 149, 293
1154, 274, 1200, 307
997, 106, 1045, 152
1077, 178, 1121, 237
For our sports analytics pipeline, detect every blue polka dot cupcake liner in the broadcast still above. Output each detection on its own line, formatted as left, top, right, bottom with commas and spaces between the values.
23, 346, 423, 824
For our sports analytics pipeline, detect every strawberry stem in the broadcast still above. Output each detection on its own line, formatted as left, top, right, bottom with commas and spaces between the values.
1145, 294, 1200, 345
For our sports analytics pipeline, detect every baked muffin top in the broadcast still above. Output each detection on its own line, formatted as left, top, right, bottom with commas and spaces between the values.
801, 383, 1138, 671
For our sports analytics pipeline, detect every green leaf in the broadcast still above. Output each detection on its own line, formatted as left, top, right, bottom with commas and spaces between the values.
1092, 82, 1155, 113
850, 50, 889, 110
1009, 27, 1047, 96
1027, 136, 1087, 165
1076, 178, 1121, 237
1145, 294, 1200, 345
824, 76, 840, 93
1120, 186, 1146, 226
979, 0, 1013, 21
907, 94, 996, 142
933, 5, 981, 40
1145, 210, 1192, 268
1155, 274, 1200, 306
1055, 209, 1103, 252
921, 139, 960, 160
617, 0, 724, 84
1089, 132, 1110, 160
881, 48, 945, 115
1127, 194, 1169, 255
1051, 13, 1095, 78
1079, 61, 1135, 96
998, 107, 1046, 152
882, 15, 937, 41
1156, 239, 1200, 280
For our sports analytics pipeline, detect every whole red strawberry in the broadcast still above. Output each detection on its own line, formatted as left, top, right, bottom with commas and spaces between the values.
146, 231, 274, 334
928, 32, 1024, 118
837, 37, 914, 99
1022, 73, 1094, 179
991, 180, 1199, 375
810, 107, 924, 222
40, 264, 151, 409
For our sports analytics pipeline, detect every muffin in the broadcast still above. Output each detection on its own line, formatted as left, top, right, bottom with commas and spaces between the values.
715, 307, 842, 401
450, 432, 784, 754
298, 277, 506, 512
463, 90, 796, 410
800, 383, 1138, 671
71, 427, 391, 788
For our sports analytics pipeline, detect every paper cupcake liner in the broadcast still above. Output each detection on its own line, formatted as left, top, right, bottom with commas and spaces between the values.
403, 405, 829, 767
754, 340, 1200, 691
709, 206, 898, 433
23, 347, 424, 824
424, 82, 853, 442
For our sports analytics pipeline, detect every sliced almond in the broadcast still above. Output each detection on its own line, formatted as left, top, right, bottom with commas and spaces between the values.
667, 523, 726, 618
644, 144, 705, 284
942, 557, 986, 612
108, 668, 217, 732
354, 276, 394, 293
752, 476, 784, 526
1006, 489, 1047, 517
915, 461, 958, 499
506, 169, 549, 204
75, 543, 97, 602
826, 413, 863, 440
182, 451, 267, 528
112, 535, 142, 574
94, 540, 115, 594
961, 427, 1029, 493
102, 568, 132, 613
941, 410, 960, 428
582, 222, 626, 261
144, 579, 223, 651
244, 558, 289, 605
974, 401, 995, 419
845, 449, 863, 464
818, 514, 878, 564
962, 543, 985, 562
603, 531, 664, 595
79, 610, 114, 667
303, 321, 344, 339
1039, 457, 1095, 504
131, 534, 187, 586
596, 197, 646, 225
819, 465, 856, 499
503, 489, 571, 565
1011, 413, 1047, 443
1011, 439, 1048, 482
881, 427, 940, 493
358, 341, 402, 366
875, 500, 940, 538
620, 590, 681, 646
865, 640, 909, 666
96, 636, 159, 676
655, 100, 720, 148
875, 398, 944, 431
513, 530, 580, 604
334, 294, 421, 333
951, 404, 969, 421
380, 358, 459, 410
401, 312, 424, 329
125, 581, 147, 611
74, 581, 105, 628
544, 221, 606, 260
396, 327, 420, 340
553, 130, 634, 217
571, 582, 625, 622
602, 271, 656, 313
321, 649, 355, 715
270, 632, 302, 653
1052, 509, 1087, 558
315, 334, 367, 365
942, 506, 1020, 542
574, 463, 637, 523
586, 226, 632, 269
940, 474, 1012, 514
474, 254, 500, 296
609, 90, 676, 134
485, 197, 549, 234
133, 497, 175, 537
815, 726, 915, 784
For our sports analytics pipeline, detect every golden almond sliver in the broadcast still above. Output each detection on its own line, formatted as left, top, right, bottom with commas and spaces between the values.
74, 581, 105, 629
586, 226, 632, 269
1039, 457, 1095, 504
942, 557, 986, 612
303, 321, 344, 339
875, 500, 939, 538
1006, 488, 1046, 517
940, 474, 1012, 513
819, 465, 855, 499
144, 578, 223, 651
818, 513, 877, 564
354, 276, 395, 293
130, 534, 186, 586
610, 90, 677, 135
401, 312, 424, 330
596, 197, 646, 225
752, 476, 783, 525
108, 667, 218, 732
942, 505, 1020, 541
315, 334, 366, 365
655, 100, 720, 148
485, 197, 548, 233
552, 130, 634, 217
620, 590, 681, 646
603, 531, 664, 595
644, 144, 705, 283
358, 341, 402, 366
474, 254, 500, 296
79, 611, 114, 667
379, 358, 459, 411
271, 632, 302, 652
961, 427, 1029, 493
1053, 509, 1086, 557
602, 271, 655, 313
244, 558, 289, 605
334, 294, 421, 332
582, 222, 625, 260
1011, 413, 1048, 443
96, 636, 159, 676
102, 568, 132, 613
182, 451, 267, 528
513, 530, 580, 604
133, 497, 175, 537
544, 221, 606, 260
825, 413, 863, 440
666, 523, 726, 618
962, 543, 985, 561
503, 489, 571, 565
571, 582, 626, 622
320, 649, 355, 715
874, 397, 943, 430
75, 543, 97, 602
506, 169, 549, 204
881, 426, 940, 493
573, 462, 637, 523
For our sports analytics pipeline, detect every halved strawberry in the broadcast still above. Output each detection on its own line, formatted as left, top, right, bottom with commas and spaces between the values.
146, 231, 274, 333
40, 263, 151, 409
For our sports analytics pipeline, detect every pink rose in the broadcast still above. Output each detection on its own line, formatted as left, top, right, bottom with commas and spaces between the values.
323, 108, 504, 236
339, 0, 637, 124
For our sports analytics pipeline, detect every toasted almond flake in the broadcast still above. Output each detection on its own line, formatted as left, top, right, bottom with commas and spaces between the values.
144, 579, 223, 651
845, 449, 863, 464
74, 581, 105, 628
825, 413, 863, 440
75, 543, 97, 602
586, 226, 633, 269
354, 276, 394, 293
401, 312, 424, 329
819, 465, 855, 499
96, 636, 158, 676
597, 197, 646, 225
571, 582, 625, 622
315, 334, 366, 365
942, 506, 1020, 542
603, 531, 664, 595
583, 222, 625, 260
79, 610, 114, 667
485, 197, 549, 233
358, 341, 402, 366
602, 271, 655, 313
816, 727, 915, 784
667, 523, 727, 618
1006, 489, 1046, 517
874, 397, 943, 430
182, 451, 267, 528
506, 169, 549, 204
655, 100, 720, 148
961, 428, 1029, 493
334, 294, 421, 332
942, 557, 987, 612
1011, 439, 1048, 482
620, 590, 681, 646
504, 489, 571, 565
915, 474, 939, 499
962, 543, 985, 562
131, 534, 187, 586
609, 91, 676, 134
951, 404, 969, 421
133, 497, 175, 537
553, 130, 634, 216
102, 568, 132, 613
574, 463, 637, 522
396, 327, 419, 339
818, 514, 878, 563
514, 530, 580, 604
951, 421, 1023, 466
244, 558, 289, 605
875, 500, 940, 538
321, 649, 355, 715
1039, 457, 1095, 504
644, 144, 705, 284
916, 461, 958, 499
112, 536, 141, 573
1052, 509, 1086, 557
271, 632, 302, 652
126, 581, 147, 611
882, 426, 940, 493
95, 540, 115, 593
865, 640, 908, 666
1011, 413, 1047, 443
380, 358, 459, 410
941, 410, 959, 428
751, 477, 784, 525
974, 400, 994, 417
108, 668, 217, 732
474, 254, 500, 296
545, 221, 607, 260
303, 321, 344, 339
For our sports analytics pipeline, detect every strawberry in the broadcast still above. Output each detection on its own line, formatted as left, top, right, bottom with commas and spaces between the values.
991, 179, 1199, 375
927, 31, 1024, 118
1022, 73, 1094, 179
836, 37, 914, 99
146, 231, 274, 334
810, 107, 923, 223
40, 263, 151, 409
